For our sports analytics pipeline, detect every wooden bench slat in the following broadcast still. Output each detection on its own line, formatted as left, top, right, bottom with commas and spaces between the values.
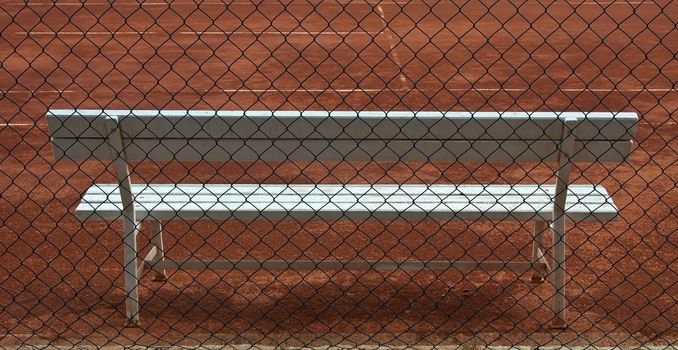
81, 193, 613, 205
47, 110, 637, 141
83, 183, 608, 194
80, 184, 612, 202
51, 138, 633, 163
77, 201, 617, 222
76, 184, 618, 223
82, 192, 613, 204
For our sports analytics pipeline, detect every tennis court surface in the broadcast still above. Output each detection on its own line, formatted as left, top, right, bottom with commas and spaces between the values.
0, 0, 676, 348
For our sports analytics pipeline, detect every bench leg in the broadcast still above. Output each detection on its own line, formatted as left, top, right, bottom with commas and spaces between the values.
149, 221, 167, 282
123, 218, 141, 326
530, 220, 549, 283
549, 220, 567, 329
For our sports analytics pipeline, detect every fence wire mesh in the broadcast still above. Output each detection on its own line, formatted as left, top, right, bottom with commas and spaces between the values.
0, 0, 676, 349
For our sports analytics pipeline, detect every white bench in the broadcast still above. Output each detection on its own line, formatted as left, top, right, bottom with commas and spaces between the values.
47, 109, 637, 328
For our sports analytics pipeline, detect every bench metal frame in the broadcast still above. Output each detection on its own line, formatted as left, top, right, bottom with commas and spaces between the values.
101, 114, 580, 328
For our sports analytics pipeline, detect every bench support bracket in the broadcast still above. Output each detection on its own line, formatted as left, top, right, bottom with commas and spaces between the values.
106, 116, 141, 326
530, 220, 551, 283
148, 221, 167, 281
549, 116, 579, 329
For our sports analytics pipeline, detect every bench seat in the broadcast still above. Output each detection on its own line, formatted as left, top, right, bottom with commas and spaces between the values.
76, 183, 618, 223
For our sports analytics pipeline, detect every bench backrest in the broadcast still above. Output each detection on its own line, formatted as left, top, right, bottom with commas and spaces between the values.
48, 110, 637, 164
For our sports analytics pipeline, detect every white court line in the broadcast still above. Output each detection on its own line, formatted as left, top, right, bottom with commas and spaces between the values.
222, 88, 386, 93
184, 31, 377, 36
0, 123, 44, 127
221, 88, 525, 93
16, 31, 153, 35
0, 90, 75, 93
17, 30, 374, 36
219, 87, 677, 93
16, 0, 657, 5
562, 88, 677, 93
569, 1, 654, 4
17, 1, 415, 5
1, 88, 674, 94
374, 3, 409, 89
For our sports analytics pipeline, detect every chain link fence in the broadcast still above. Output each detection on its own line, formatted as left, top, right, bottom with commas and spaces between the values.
0, 0, 676, 349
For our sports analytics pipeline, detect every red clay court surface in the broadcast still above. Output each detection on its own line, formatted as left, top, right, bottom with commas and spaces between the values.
0, 0, 676, 348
